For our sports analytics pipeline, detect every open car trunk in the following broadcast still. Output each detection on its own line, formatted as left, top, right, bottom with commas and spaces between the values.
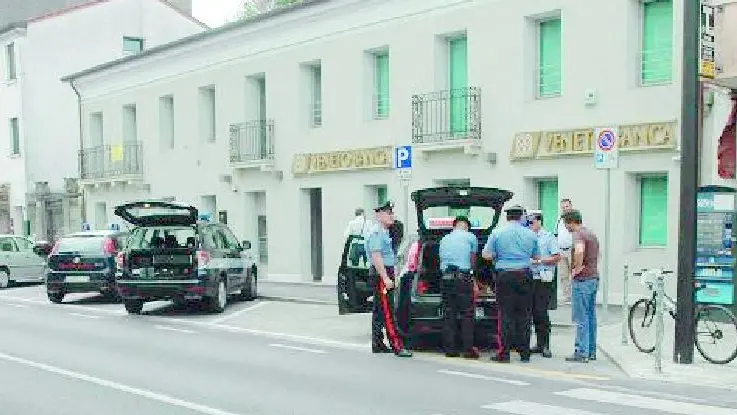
127, 247, 196, 280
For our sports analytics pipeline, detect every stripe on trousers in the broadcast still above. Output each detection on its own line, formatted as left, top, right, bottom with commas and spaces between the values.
377, 277, 403, 353
496, 308, 504, 355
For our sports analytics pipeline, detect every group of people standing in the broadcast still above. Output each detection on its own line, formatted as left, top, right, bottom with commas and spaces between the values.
346, 198, 600, 364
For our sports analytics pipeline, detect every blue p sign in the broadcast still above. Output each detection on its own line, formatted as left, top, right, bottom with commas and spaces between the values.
395, 146, 412, 169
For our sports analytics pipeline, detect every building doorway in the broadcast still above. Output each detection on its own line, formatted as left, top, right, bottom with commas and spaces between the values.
308, 188, 323, 281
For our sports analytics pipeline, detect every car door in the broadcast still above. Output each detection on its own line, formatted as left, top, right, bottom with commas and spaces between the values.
14, 237, 45, 278
217, 225, 246, 290
0, 237, 24, 277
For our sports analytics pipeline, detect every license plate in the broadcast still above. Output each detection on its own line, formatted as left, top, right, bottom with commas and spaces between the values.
65, 275, 90, 283
475, 307, 484, 318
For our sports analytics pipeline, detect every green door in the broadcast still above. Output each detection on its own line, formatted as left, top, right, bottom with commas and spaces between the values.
538, 180, 559, 232
449, 37, 468, 136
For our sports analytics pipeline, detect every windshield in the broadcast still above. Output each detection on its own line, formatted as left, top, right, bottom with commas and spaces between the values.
55, 236, 107, 254
423, 206, 497, 230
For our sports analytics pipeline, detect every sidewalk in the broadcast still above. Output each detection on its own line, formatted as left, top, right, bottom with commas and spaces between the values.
597, 316, 737, 391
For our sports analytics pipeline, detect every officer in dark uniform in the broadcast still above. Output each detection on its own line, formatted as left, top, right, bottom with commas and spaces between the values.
482, 205, 540, 363
367, 201, 412, 358
439, 216, 479, 359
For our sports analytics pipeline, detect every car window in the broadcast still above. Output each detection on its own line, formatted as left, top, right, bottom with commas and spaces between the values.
0, 237, 17, 252
13, 237, 33, 252
219, 225, 240, 250
55, 236, 107, 254
346, 236, 369, 270
128, 227, 196, 249
200, 226, 220, 250
114, 233, 130, 251
210, 228, 230, 250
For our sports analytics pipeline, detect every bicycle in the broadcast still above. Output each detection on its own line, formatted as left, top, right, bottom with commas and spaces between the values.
628, 268, 737, 364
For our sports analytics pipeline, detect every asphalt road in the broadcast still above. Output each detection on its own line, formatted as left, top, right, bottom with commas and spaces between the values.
1, 284, 736, 415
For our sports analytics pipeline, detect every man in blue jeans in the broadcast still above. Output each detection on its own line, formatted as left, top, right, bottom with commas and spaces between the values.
561, 209, 599, 363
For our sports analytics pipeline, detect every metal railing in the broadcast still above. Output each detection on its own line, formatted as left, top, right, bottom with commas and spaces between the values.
311, 100, 322, 128
79, 142, 143, 180
411, 87, 481, 145
229, 120, 275, 164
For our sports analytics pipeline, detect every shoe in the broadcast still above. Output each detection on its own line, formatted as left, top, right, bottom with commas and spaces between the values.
565, 354, 589, 363
372, 344, 391, 354
588, 353, 596, 361
395, 349, 413, 358
490, 352, 510, 363
530, 345, 543, 354
520, 355, 531, 363
463, 348, 480, 359
445, 352, 460, 358
541, 346, 552, 358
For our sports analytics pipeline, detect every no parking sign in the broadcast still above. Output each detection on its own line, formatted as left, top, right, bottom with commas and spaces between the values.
594, 127, 619, 169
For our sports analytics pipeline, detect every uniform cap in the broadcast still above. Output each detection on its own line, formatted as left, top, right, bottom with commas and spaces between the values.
375, 200, 394, 212
504, 204, 526, 214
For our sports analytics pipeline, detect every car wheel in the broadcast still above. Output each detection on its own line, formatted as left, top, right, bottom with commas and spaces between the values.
240, 269, 257, 301
124, 300, 144, 315
47, 291, 64, 304
208, 280, 227, 313
0, 269, 12, 289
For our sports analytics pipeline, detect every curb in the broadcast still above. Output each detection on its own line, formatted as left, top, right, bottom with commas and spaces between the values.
596, 343, 633, 377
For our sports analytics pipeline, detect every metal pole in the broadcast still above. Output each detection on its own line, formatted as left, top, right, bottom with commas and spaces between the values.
603, 167, 611, 315
621, 264, 629, 346
402, 182, 409, 230
675, 0, 699, 364
655, 270, 665, 373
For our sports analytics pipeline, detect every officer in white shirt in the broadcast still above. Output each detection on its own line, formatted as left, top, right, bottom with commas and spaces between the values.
344, 208, 368, 266
555, 199, 574, 304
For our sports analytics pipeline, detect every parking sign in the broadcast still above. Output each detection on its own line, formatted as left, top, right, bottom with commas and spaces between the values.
594, 128, 618, 169
394, 146, 412, 169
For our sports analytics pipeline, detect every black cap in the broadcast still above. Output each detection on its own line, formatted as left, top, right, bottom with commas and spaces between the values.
504, 204, 525, 214
374, 200, 394, 212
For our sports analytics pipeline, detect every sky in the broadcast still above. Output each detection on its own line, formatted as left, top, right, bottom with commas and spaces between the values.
192, 0, 243, 27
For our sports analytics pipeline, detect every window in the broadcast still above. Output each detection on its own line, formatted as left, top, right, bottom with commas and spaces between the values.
89, 112, 103, 147
122, 105, 137, 142
377, 185, 388, 206
5, 42, 16, 81
0, 237, 16, 252
641, 0, 673, 85
257, 215, 268, 264
449, 36, 468, 134
538, 18, 562, 97
639, 175, 668, 246
159, 96, 174, 148
199, 86, 216, 142
310, 65, 322, 127
13, 237, 32, 252
123, 37, 144, 54
9, 117, 19, 155
537, 179, 559, 231
373, 53, 389, 119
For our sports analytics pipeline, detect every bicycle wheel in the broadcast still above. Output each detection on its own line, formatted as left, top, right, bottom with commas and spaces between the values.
628, 298, 657, 353
695, 304, 737, 364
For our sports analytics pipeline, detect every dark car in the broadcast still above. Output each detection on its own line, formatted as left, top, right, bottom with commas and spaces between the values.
113, 200, 257, 315
45, 230, 130, 303
395, 186, 514, 350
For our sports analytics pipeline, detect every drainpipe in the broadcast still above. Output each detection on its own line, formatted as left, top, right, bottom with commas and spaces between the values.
69, 79, 86, 225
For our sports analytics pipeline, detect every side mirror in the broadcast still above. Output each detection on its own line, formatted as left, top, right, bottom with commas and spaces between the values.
241, 240, 252, 250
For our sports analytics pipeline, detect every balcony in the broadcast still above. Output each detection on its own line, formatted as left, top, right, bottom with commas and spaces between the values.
411, 87, 482, 157
229, 120, 275, 170
79, 142, 143, 185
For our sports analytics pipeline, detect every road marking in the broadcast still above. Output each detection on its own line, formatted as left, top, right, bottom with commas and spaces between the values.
556, 388, 737, 415
269, 343, 327, 354
482, 400, 605, 414
204, 322, 368, 350
69, 313, 101, 320
437, 369, 530, 386
0, 296, 126, 316
209, 301, 270, 325
7, 304, 28, 308
0, 351, 243, 415
154, 325, 196, 334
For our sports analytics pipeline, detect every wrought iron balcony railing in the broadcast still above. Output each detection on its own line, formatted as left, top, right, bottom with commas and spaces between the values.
411, 87, 481, 145
229, 119, 275, 164
79, 142, 143, 181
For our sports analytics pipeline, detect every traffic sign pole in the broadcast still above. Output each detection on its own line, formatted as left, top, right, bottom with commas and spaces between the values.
394, 146, 413, 231
594, 128, 618, 317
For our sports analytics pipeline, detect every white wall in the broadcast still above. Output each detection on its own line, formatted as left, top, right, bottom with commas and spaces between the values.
72, 0, 687, 298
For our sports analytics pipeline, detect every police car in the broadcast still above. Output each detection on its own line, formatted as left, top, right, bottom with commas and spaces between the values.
113, 200, 257, 315
395, 186, 514, 350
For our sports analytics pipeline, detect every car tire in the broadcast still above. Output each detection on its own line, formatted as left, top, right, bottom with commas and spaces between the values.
207, 280, 227, 314
240, 268, 257, 301
124, 300, 144, 315
47, 291, 64, 304
104, 289, 122, 303
0, 268, 12, 289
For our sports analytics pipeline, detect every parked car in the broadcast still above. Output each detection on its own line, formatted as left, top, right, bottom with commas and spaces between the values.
394, 186, 514, 351
45, 230, 129, 303
0, 234, 50, 288
113, 200, 257, 315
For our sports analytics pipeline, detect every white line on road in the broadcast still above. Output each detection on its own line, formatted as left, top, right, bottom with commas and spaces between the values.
154, 325, 196, 334
437, 369, 530, 386
7, 304, 28, 308
0, 296, 126, 316
209, 301, 270, 325
482, 400, 605, 415
269, 343, 327, 354
556, 388, 737, 415
69, 313, 102, 320
0, 351, 244, 415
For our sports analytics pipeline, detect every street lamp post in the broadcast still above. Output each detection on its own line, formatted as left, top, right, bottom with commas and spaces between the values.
674, 0, 700, 364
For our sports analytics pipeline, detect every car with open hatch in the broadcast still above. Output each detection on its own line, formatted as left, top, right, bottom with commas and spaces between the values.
45, 230, 129, 303
113, 200, 258, 315
394, 186, 514, 351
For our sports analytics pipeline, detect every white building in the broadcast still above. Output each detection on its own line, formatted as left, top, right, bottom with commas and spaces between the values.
62, 0, 730, 303
0, 0, 205, 240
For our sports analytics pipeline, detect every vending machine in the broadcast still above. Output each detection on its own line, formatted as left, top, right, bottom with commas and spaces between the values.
695, 185, 736, 306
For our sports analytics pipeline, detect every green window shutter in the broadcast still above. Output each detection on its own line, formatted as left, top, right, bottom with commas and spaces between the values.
639, 176, 668, 246
377, 186, 388, 206
538, 18, 562, 97
449, 37, 468, 135
9, 118, 19, 155
374, 54, 389, 118
642, 0, 673, 85
537, 180, 559, 231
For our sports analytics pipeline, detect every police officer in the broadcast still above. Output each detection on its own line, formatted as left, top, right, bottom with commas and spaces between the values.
482, 205, 540, 363
528, 210, 561, 358
438, 216, 479, 359
367, 200, 412, 358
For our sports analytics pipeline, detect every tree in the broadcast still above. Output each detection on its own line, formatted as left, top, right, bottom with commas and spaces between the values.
233, 0, 303, 21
